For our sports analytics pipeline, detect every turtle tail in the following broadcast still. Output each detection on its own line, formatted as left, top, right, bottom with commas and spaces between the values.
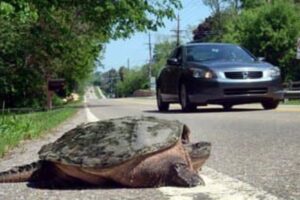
0, 161, 43, 183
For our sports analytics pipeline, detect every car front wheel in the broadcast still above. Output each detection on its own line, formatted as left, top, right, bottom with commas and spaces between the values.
156, 88, 169, 112
180, 84, 197, 112
261, 100, 280, 110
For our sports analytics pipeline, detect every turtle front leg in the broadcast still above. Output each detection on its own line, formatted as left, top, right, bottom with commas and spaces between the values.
170, 163, 205, 187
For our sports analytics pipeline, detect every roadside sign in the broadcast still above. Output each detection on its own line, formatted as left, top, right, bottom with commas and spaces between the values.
47, 78, 65, 110
297, 38, 300, 59
48, 79, 65, 91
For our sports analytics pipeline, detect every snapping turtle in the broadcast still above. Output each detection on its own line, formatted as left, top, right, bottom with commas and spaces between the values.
0, 116, 211, 188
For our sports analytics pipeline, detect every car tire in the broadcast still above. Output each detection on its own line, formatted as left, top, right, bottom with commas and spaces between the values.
180, 84, 197, 112
223, 103, 233, 111
156, 88, 169, 112
261, 100, 280, 110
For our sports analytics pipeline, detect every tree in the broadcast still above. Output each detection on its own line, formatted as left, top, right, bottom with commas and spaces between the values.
193, 16, 218, 41
103, 38, 177, 97
193, 10, 236, 42
226, 0, 241, 10
152, 40, 176, 77
202, 0, 225, 14
199, 0, 238, 42
0, 1, 43, 107
115, 67, 148, 97
222, 0, 300, 80
100, 69, 119, 97
92, 72, 102, 86
239, 0, 268, 9
202, 0, 225, 36
0, 0, 181, 107
118, 66, 128, 82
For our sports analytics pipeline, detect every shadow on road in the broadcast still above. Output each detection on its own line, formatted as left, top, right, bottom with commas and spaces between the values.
27, 181, 138, 190
84, 104, 113, 108
143, 108, 263, 114
62, 104, 113, 109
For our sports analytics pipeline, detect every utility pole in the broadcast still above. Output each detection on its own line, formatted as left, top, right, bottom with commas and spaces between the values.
171, 14, 185, 46
127, 58, 130, 70
147, 33, 152, 89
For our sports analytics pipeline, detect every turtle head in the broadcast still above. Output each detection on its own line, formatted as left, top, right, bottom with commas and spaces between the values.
184, 142, 211, 171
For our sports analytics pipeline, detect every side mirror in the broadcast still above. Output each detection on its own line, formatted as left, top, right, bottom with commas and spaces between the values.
167, 58, 180, 65
257, 57, 266, 62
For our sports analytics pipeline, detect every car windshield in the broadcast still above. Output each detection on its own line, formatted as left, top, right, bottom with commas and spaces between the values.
186, 44, 256, 63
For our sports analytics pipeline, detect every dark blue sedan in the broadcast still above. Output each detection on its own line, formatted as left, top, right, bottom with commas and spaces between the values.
156, 43, 283, 112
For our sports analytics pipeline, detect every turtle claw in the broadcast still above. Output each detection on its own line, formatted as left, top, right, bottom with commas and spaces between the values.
171, 163, 205, 187
198, 176, 205, 186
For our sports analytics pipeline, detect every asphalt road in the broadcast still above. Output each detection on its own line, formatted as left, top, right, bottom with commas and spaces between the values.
0, 89, 299, 200
85, 94, 300, 200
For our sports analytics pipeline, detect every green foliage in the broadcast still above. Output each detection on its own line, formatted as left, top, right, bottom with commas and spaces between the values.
152, 40, 176, 76
222, 0, 300, 80
202, 0, 224, 14
197, 1, 238, 42
239, 0, 267, 9
193, 13, 233, 42
52, 93, 65, 106
0, 0, 181, 108
116, 67, 148, 97
101, 39, 176, 97
199, 0, 300, 81
100, 69, 119, 96
91, 72, 102, 86
0, 1, 43, 107
282, 99, 300, 105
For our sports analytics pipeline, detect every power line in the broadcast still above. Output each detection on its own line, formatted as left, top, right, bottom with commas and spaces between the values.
127, 58, 130, 70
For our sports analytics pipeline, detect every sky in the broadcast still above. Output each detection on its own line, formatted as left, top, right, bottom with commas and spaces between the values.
100, 0, 211, 71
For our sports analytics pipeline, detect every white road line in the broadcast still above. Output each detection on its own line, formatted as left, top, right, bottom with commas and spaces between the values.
84, 95, 99, 122
159, 167, 281, 200
97, 86, 107, 99
84, 97, 281, 200
85, 87, 98, 100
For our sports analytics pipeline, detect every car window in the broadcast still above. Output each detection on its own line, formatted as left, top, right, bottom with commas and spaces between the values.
186, 45, 255, 62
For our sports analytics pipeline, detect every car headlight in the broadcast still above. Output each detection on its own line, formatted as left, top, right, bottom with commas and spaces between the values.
190, 68, 214, 79
267, 67, 281, 77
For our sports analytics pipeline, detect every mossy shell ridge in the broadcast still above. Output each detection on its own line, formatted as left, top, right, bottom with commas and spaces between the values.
38, 116, 184, 168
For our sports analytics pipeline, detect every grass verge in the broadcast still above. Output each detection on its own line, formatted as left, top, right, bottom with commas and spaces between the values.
282, 99, 300, 105
0, 106, 78, 157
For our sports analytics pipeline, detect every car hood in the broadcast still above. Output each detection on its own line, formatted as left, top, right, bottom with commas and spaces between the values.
189, 60, 274, 71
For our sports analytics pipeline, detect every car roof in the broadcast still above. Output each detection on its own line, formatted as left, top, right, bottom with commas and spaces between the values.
184, 42, 237, 47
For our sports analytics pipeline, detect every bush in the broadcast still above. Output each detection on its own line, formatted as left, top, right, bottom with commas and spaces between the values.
116, 68, 148, 97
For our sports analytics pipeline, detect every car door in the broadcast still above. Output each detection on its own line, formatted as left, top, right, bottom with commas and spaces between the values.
168, 46, 184, 99
158, 48, 178, 99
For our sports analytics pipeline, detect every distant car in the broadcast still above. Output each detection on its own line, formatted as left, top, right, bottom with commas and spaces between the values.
156, 42, 283, 112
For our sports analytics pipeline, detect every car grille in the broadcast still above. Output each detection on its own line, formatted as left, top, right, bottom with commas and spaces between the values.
225, 71, 263, 79
224, 88, 268, 95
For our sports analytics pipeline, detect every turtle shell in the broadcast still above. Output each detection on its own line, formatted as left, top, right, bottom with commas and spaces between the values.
38, 116, 186, 168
